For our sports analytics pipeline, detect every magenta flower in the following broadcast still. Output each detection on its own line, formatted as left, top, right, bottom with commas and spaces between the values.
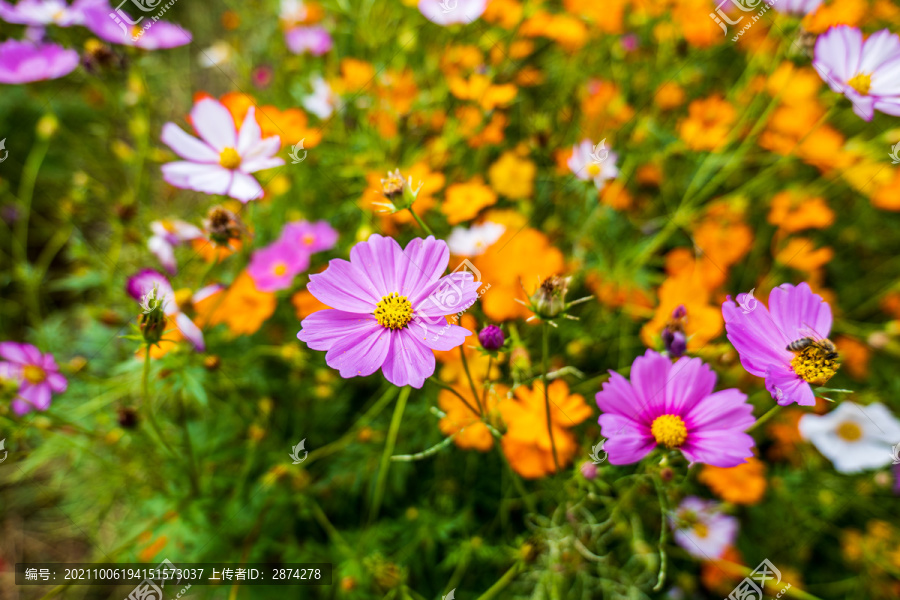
0, 0, 97, 26
285, 26, 333, 55
126, 269, 218, 351
0, 40, 78, 84
596, 350, 755, 467
248, 239, 310, 292
722, 283, 838, 407
279, 220, 338, 254
148, 219, 203, 274
160, 98, 284, 203
418, 0, 485, 25
813, 25, 900, 121
0, 342, 67, 415
670, 497, 737, 560
298, 234, 481, 388
82, 3, 191, 49
567, 139, 619, 191
773, 0, 822, 15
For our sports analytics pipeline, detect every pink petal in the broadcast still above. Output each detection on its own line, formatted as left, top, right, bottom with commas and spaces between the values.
764, 364, 815, 406
598, 413, 655, 465
190, 98, 236, 151
175, 313, 205, 351
307, 259, 380, 312
236, 105, 263, 156
227, 171, 265, 203
664, 356, 717, 416
349, 234, 403, 297
19, 381, 52, 411
298, 310, 381, 351
396, 236, 450, 299
409, 321, 470, 351
324, 321, 391, 379
161, 122, 219, 163
767, 282, 832, 343
162, 161, 233, 196
381, 329, 435, 388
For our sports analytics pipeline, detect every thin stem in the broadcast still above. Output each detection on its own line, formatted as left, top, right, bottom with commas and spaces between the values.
459, 346, 484, 415
178, 392, 201, 496
482, 356, 493, 409
652, 475, 669, 592
141, 347, 177, 457
747, 404, 783, 433
542, 323, 560, 470
427, 377, 480, 418
407, 206, 434, 236
474, 561, 522, 600
370, 386, 410, 523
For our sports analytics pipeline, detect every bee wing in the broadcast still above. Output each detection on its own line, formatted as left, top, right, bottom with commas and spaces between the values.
797, 323, 826, 342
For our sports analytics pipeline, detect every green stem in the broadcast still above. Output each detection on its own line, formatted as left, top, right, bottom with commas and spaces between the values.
747, 404, 783, 433
474, 562, 523, 600
482, 356, 493, 409
652, 475, 669, 592
407, 206, 434, 236
542, 323, 560, 470
459, 346, 484, 415
178, 392, 201, 496
427, 376, 480, 418
14, 134, 50, 265
370, 386, 410, 523
142, 347, 177, 457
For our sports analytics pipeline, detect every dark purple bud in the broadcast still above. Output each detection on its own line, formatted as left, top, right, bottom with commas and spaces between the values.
672, 305, 687, 320
664, 330, 687, 358
478, 325, 505, 351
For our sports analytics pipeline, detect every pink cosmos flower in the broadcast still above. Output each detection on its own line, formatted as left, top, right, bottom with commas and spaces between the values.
160, 98, 284, 203
285, 26, 333, 55
0, 0, 98, 26
0, 342, 67, 415
298, 234, 481, 388
0, 40, 79, 84
568, 139, 619, 191
596, 350, 755, 467
247, 239, 310, 292
126, 269, 219, 351
773, 0, 822, 15
148, 219, 203, 274
722, 283, 837, 407
813, 25, 900, 121
670, 497, 737, 560
82, 2, 191, 49
279, 220, 338, 254
418, 0, 486, 26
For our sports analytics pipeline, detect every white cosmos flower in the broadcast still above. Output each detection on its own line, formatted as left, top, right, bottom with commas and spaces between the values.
447, 222, 505, 256
799, 401, 900, 474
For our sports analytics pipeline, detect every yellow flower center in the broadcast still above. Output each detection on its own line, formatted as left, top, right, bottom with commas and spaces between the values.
23, 365, 46, 384
790, 345, 840, 386
219, 147, 242, 169
273, 263, 287, 276
303, 233, 316, 247
847, 73, 871, 96
651, 414, 688, 449
586, 163, 602, 177
836, 421, 862, 442
131, 24, 142, 38
693, 523, 709, 539
374, 292, 413, 330
174, 288, 193, 312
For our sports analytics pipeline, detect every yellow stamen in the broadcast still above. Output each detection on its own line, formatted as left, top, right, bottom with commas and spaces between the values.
273, 263, 287, 277
374, 292, 413, 330
586, 163, 602, 177
847, 73, 871, 96
23, 365, 46, 384
836, 421, 862, 442
131, 25, 142, 38
790, 346, 839, 386
303, 233, 316, 247
174, 288, 193, 312
219, 147, 241, 169
693, 523, 709, 539
651, 414, 688, 449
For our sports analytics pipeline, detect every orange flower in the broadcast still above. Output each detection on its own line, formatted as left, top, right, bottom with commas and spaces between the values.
872, 168, 900, 211
581, 80, 634, 136
217, 92, 322, 149
698, 457, 767, 505
195, 270, 276, 336
640, 269, 723, 351
585, 273, 654, 318
701, 546, 745, 596
775, 238, 833, 273
673, 0, 724, 48
654, 81, 685, 111
678, 95, 737, 151
375, 69, 418, 115
438, 383, 507, 452
442, 178, 498, 224
338, 58, 375, 93
498, 380, 592, 478
440, 45, 483, 78
291, 288, 328, 320
448, 74, 517, 111
765, 63, 822, 107
802, 0, 865, 33
519, 11, 588, 51
138, 535, 169, 562
600, 180, 632, 210
834, 335, 869, 380
487, 148, 536, 199
768, 191, 835, 232
482, 0, 523, 29
469, 210, 565, 321
563, 0, 625, 33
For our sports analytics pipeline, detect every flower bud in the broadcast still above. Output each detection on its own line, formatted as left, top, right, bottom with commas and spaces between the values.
478, 325, 505, 351
662, 305, 688, 358
580, 461, 598, 480
139, 286, 166, 346
530, 275, 570, 319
